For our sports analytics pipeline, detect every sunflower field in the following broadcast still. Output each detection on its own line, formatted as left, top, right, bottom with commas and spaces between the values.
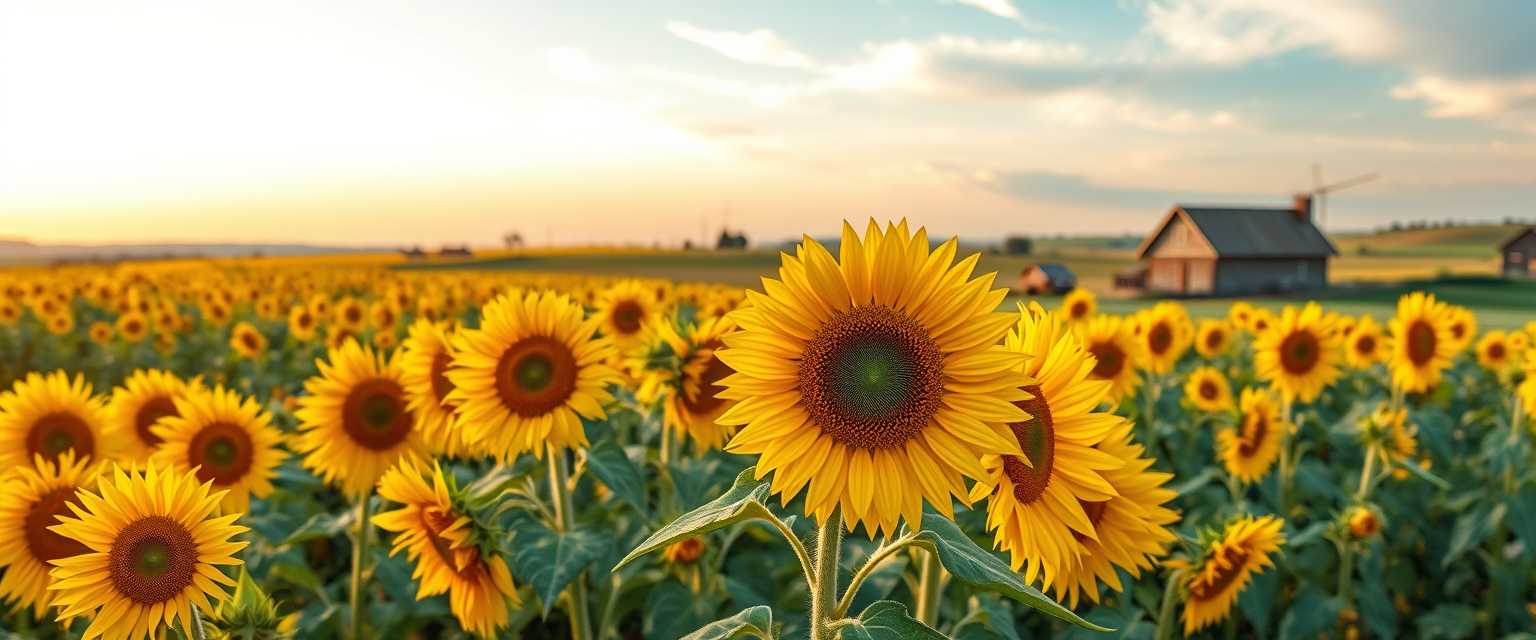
0, 220, 1533, 640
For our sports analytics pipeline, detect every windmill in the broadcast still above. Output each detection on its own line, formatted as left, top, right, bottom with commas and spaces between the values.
1309, 164, 1379, 229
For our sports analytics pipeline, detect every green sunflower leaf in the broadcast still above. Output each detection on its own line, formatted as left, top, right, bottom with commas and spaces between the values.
910, 513, 1110, 631
614, 467, 775, 571
838, 601, 946, 640
586, 438, 649, 516
509, 515, 610, 615
679, 605, 775, 640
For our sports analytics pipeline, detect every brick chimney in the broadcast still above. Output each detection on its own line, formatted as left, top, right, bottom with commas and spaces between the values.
1292, 193, 1313, 222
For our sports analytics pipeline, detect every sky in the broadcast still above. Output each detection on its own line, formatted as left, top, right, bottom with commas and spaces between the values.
2, 0, 1534, 247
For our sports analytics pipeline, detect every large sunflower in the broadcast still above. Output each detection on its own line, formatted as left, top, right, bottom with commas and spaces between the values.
1387, 292, 1455, 393
1217, 388, 1289, 484
294, 339, 425, 495
448, 290, 622, 459
1344, 315, 1386, 369
1076, 315, 1147, 405
655, 316, 740, 451
1183, 366, 1233, 413
970, 302, 1124, 590
1177, 515, 1286, 636
151, 386, 285, 514
717, 220, 1028, 537
0, 371, 113, 472
1134, 302, 1192, 374
0, 451, 98, 618
1054, 421, 1179, 608
1252, 302, 1342, 404
106, 369, 194, 463
47, 463, 248, 640
374, 462, 519, 637
594, 280, 663, 355
401, 319, 475, 458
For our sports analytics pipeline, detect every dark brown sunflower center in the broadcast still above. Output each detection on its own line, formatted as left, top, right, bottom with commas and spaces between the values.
1147, 322, 1173, 355
495, 336, 578, 417
345, 307, 362, 323
296, 312, 314, 329
1199, 380, 1219, 400
1450, 322, 1466, 340
1354, 335, 1376, 355
1238, 411, 1269, 457
1487, 343, 1506, 360
1069, 301, 1088, 318
1204, 329, 1225, 351
134, 396, 178, 448
25, 487, 90, 562
109, 516, 198, 604
239, 331, 260, 351
1278, 330, 1320, 374
27, 412, 95, 463
798, 305, 943, 450
1406, 320, 1436, 365
681, 342, 731, 416
430, 351, 455, 405
1088, 342, 1125, 379
188, 422, 254, 484
610, 300, 644, 335
341, 378, 413, 450
124, 320, 143, 334
1189, 548, 1251, 601
1001, 384, 1054, 505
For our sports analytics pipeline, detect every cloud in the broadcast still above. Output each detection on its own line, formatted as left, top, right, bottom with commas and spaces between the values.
947, 0, 1021, 20
544, 47, 609, 85
665, 21, 815, 69
1140, 0, 1396, 65
1390, 75, 1536, 119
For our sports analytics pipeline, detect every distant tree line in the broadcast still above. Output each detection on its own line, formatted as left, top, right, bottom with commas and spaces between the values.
1373, 217, 1534, 234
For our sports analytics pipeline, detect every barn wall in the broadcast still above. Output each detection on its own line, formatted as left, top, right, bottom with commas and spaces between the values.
1187, 259, 1216, 294
1504, 234, 1536, 277
1144, 216, 1218, 259
1213, 258, 1328, 295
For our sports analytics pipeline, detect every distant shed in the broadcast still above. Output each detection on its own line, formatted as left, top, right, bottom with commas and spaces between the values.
1018, 263, 1076, 294
1501, 227, 1536, 278
1132, 196, 1337, 296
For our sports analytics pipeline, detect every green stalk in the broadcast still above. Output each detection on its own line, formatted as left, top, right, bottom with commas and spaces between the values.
809, 509, 844, 640
914, 549, 943, 627
349, 491, 373, 640
187, 604, 207, 640
548, 446, 593, 640
1338, 445, 1377, 620
1153, 568, 1182, 640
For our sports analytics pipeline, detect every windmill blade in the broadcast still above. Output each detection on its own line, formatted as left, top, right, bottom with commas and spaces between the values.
1317, 173, 1378, 193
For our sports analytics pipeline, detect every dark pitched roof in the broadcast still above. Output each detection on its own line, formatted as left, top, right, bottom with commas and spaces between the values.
1031, 263, 1075, 281
1138, 206, 1337, 258
1500, 227, 1536, 251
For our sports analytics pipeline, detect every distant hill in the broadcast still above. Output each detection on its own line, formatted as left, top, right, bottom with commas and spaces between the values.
0, 239, 388, 266
1331, 223, 1529, 258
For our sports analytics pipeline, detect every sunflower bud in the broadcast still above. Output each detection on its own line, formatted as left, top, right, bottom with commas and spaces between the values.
663, 537, 706, 565
1346, 507, 1380, 539
206, 568, 286, 640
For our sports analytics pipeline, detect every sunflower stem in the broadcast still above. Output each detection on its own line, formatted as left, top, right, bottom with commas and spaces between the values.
809, 508, 844, 640
1508, 392, 1525, 444
836, 532, 918, 617
348, 490, 373, 640
186, 604, 206, 640
548, 445, 594, 640
1153, 568, 1182, 640
914, 548, 943, 627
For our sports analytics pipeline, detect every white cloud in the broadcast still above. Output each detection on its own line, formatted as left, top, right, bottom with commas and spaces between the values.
544, 47, 608, 85
1141, 0, 1396, 65
666, 21, 815, 69
946, 0, 1019, 20
1391, 75, 1536, 119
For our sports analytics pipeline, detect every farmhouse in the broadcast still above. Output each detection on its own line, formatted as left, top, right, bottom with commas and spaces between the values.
1017, 263, 1076, 294
1129, 195, 1337, 296
1500, 227, 1536, 278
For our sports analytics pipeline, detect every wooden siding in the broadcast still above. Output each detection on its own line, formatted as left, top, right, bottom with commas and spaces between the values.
1503, 231, 1536, 277
1145, 257, 1326, 296
1143, 216, 1217, 259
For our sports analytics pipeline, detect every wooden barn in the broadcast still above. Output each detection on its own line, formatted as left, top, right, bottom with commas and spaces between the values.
1501, 227, 1536, 278
1131, 195, 1336, 296
1017, 263, 1076, 294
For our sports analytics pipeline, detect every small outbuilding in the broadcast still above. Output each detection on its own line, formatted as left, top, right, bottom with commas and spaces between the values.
1500, 227, 1536, 278
1017, 263, 1076, 295
1132, 195, 1337, 296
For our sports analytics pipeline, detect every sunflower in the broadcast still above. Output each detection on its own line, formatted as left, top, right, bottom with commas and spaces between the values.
1194, 319, 1232, 358
1217, 387, 1289, 484
1176, 515, 1286, 636
88, 321, 114, 345
1060, 288, 1096, 324
1183, 367, 1234, 413
448, 290, 622, 459
400, 319, 474, 458
1363, 403, 1417, 470
373, 462, 519, 637
1077, 315, 1147, 405
1053, 421, 1179, 608
308, 293, 332, 319
1347, 505, 1381, 539
718, 220, 1028, 537
153, 332, 178, 357
969, 300, 1128, 591
0, 451, 98, 618
1387, 292, 1455, 394
229, 322, 268, 360
46, 312, 75, 336
288, 304, 319, 341
1246, 308, 1274, 335
1135, 302, 1192, 374
115, 312, 150, 344
0, 298, 20, 326
47, 462, 248, 640
1344, 315, 1386, 369
1475, 330, 1515, 372
1226, 301, 1254, 331
0, 371, 113, 472
370, 300, 400, 333
334, 297, 366, 332
293, 339, 425, 495
106, 369, 195, 463
151, 386, 284, 514
594, 280, 662, 354
1252, 302, 1342, 404
374, 331, 398, 350
656, 316, 739, 451
1444, 305, 1476, 354
326, 325, 358, 351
